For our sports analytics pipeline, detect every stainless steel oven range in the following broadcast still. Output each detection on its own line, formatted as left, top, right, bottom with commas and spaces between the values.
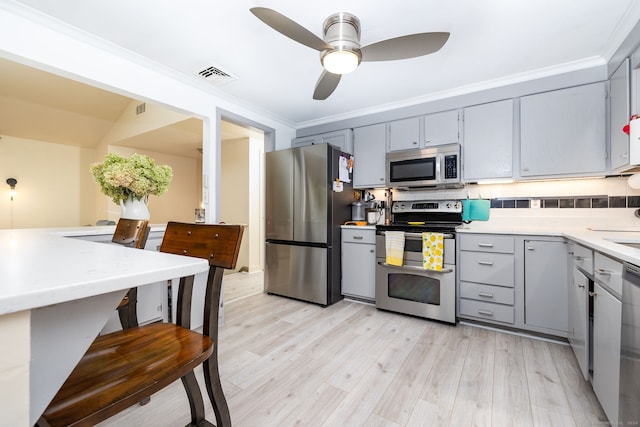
375, 200, 462, 324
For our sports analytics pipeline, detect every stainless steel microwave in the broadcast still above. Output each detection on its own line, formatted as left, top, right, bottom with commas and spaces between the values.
386, 144, 461, 188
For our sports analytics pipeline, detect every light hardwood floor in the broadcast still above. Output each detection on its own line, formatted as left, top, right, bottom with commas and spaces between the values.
99, 271, 608, 427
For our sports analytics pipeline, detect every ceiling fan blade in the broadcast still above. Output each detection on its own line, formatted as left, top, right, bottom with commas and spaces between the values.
313, 70, 341, 100
361, 32, 450, 62
250, 7, 331, 52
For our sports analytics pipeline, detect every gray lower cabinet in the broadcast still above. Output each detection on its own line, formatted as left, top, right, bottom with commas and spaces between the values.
567, 242, 593, 381
592, 282, 622, 426
341, 228, 376, 301
592, 253, 622, 427
523, 239, 568, 336
520, 82, 606, 177
353, 123, 386, 188
458, 233, 569, 338
458, 234, 516, 325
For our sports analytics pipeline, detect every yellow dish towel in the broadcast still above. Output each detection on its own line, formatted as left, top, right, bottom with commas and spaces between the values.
422, 232, 444, 271
385, 231, 405, 266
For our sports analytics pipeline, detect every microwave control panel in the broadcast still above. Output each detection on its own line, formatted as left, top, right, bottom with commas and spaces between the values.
444, 154, 458, 179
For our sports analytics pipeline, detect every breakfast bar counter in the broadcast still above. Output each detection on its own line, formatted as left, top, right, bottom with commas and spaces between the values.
0, 228, 209, 426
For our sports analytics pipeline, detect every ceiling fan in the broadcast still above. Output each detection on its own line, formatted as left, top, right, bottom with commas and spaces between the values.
250, 7, 449, 100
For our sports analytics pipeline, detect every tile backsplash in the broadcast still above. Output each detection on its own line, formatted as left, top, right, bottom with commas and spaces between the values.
392, 176, 640, 205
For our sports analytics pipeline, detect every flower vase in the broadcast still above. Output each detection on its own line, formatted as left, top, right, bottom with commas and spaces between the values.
120, 197, 150, 220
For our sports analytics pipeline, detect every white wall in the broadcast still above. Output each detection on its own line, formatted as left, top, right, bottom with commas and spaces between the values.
0, 136, 83, 229
0, 4, 296, 223
220, 137, 264, 273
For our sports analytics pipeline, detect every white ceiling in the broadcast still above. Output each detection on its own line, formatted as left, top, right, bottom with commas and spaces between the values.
0, 56, 263, 157
9, 0, 640, 127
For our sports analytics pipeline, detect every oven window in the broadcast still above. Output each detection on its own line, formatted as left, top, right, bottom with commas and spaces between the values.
389, 157, 436, 182
388, 273, 441, 305
404, 239, 422, 253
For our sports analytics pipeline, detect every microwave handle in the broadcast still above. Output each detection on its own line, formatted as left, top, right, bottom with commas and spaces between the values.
436, 153, 442, 182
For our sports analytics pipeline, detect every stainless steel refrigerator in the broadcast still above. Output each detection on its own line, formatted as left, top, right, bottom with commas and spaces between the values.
265, 143, 353, 306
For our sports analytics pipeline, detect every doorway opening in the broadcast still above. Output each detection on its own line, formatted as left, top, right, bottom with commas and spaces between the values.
218, 114, 272, 300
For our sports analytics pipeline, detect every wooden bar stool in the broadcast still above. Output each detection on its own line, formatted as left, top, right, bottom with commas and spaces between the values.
37, 221, 243, 427
111, 218, 150, 329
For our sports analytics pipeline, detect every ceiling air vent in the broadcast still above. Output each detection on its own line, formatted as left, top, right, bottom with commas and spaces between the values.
136, 103, 146, 115
194, 64, 238, 86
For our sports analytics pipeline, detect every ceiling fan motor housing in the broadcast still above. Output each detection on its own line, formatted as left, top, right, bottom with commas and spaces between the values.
321, 12, 362, 63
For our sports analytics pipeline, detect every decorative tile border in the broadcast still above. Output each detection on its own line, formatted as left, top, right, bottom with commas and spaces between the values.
490, 195, 639, 209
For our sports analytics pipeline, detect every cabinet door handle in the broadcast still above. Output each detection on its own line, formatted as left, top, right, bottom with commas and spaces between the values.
353, 236, 364, 240
577, 283, 585, 289
370, 249, 374, 253
425, 139, 431, 144
478, 292, 494, 298
527, 247, 534, 251
412, 141, 418, 145
478, 243, 494, 248
477, 309, 494, 316
589, 291, 597, 297
478, 261, 494, 266
595, 268, 612, 276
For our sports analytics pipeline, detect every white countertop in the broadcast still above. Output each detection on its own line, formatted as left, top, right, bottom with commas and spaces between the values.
0, 227, 208, 315
456, 223, 640, 265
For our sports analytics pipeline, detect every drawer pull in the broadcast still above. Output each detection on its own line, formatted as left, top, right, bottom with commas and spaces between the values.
577, 283, 585, 289
478, 243, 494, 248
589, 291, 597, 297
478, 292, 494, 298
352, 236, 364, 240
477, 309, 494, 316
574, 255, 585, 261
595, 268, 612, 276
478, 261, 494, 266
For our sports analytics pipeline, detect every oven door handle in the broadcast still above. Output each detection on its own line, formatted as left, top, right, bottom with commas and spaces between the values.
377, 231, 454, 240
378, 262, 453, 274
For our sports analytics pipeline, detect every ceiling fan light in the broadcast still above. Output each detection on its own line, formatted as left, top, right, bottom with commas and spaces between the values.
322, 50, 359, 75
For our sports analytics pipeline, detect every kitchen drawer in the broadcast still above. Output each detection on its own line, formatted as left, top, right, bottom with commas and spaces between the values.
459, 234, 515, 254
459, 251, 515, 287
594, 252, 622, 296
459, 281, 514, 305
570, 242, 593, 275
459, 298, 515, 324
341, 228, 376, 245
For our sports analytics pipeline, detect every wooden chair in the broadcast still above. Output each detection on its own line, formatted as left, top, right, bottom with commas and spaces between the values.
37, 221, 244, 427
111, 218, 150, 329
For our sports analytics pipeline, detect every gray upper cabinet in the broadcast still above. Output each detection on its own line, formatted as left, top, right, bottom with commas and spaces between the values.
520, 82, 607, 177
610, 58, 631, 171
463, 99, 514, 181
424, 109, 459, 146
319, 129, 353, 154
388, 116, 421, 151
353, 123, 387, 188
291, 135, 318, 148
292, 129, 353, 154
